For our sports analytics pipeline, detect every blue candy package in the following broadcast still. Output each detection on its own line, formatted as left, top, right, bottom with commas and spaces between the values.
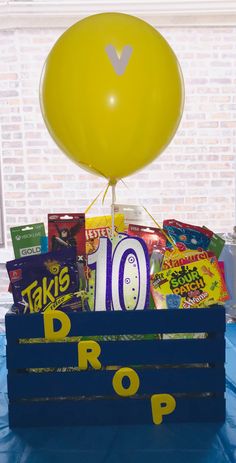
163, 219, 213, 251
6, 248, 88, 313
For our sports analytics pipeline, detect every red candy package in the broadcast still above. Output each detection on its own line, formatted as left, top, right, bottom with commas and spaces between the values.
128, 224, 166, 255
48, 214, 85, 257
128, 224, 166, 274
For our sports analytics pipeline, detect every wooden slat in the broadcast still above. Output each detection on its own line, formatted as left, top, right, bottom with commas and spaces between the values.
6, 337, 225, 369
7, 367, 225, 399
8, 396, 225, 427
5, 307, 225, 342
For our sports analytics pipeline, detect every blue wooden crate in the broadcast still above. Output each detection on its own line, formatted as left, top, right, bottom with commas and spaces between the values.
5, 306, 225, 427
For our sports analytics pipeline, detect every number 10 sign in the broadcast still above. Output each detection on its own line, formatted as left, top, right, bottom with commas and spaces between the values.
88, 235, 150, 311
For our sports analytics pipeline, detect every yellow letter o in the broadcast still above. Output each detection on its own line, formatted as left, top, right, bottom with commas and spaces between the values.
112, 367, 140, 397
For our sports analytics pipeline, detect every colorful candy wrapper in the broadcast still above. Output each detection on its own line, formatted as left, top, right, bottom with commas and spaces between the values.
151, 256, 229, 310
163, 219, 213, 251
128, 224, 166, 255
162, 248, 215, 270
6, 248, 88, 314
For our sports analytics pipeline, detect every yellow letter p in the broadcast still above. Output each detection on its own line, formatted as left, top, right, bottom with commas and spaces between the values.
151, 394, 176, 425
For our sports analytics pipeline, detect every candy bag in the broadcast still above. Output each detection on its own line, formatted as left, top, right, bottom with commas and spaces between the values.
162, 248, 215, 270
163, 219, 213, 251
128, 224, 166, 255
151, 256, 229, 310
128, 224, 166, 273
6, 248, 87, 314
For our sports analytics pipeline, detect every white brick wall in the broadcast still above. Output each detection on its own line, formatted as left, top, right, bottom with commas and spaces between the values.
0, 26, 235, 293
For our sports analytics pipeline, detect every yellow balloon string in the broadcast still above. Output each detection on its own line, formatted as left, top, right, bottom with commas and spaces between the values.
142, 206, 177, 248
84, 180, 112, 215
120, 179, 177, 249
84, 178, 176, 249
84, 189, 104, 215
102, 180, 111, 205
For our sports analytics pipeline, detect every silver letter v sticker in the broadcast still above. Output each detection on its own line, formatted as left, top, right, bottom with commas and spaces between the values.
105, 44, 133, 76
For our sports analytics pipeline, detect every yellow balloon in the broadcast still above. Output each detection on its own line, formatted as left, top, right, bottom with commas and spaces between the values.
40, 13, 184, 182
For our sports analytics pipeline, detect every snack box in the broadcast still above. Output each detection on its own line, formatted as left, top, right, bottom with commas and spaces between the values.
5, 306, 225, 427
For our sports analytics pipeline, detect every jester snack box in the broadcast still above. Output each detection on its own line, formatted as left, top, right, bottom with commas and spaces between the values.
85, 214, 124, 254
6, 248, 86, 314
151, 256, 229, 309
